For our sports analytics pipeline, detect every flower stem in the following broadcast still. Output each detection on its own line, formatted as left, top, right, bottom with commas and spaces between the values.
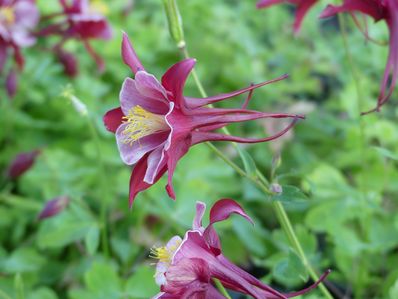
180, 46, 333, 299
213, 278, 232, 299
86, 117, 110, 257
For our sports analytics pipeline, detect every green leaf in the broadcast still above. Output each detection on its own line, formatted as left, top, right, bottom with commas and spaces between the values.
232, 216, 266, 257
125, 266, 159, 298
27, 288, 58, 299
84, 262, 121, 299
373, 146, 398, 161
273, 250, 308, 285
85, 226, 100, 256
2, 248, 45, 274
237, 147, 257, 179
271, 185, 308, 202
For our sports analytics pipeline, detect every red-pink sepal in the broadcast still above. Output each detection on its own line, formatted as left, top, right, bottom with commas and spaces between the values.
38, 196, 70, 220
7, 150, 41, 179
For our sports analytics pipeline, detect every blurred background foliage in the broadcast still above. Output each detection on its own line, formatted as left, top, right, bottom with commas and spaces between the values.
1, 0, 398, 298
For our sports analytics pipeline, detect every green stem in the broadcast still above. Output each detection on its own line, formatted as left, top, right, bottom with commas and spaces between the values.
180, 46, 333, 299
213, 278, 232, 299
86, 117, 110, 257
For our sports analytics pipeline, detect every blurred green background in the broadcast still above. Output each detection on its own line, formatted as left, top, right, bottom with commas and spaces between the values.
1, 0, 398, 298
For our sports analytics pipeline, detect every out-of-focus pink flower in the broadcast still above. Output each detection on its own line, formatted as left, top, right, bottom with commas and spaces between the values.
103, 33, 304, 207
151, 199, 330, 299
38, 196, 70, 220
6, 150, 40, 179
0, 0, 39, 96
256, 0, 319, 34
56, 49, 78, 77
320, 0, 398, 114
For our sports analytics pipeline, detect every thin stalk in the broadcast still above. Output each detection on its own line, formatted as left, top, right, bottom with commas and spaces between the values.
180, 46, 333, 299
86, 117, 110, 257
213, 278, 232, 299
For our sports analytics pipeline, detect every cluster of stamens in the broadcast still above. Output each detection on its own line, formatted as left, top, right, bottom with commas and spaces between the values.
122, 105, 167, 146
149, 238, 182, 264
0, 6, 15, 25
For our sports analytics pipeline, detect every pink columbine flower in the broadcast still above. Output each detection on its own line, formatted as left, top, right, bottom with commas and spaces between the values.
256, 0, 319, 34
320, 0, 398, 114
0, 0, 39, 96
38, 196, 70, 220
150, 199, 330, 298
6, 150, 40, 179
38, 0, 112, 74
103, 33, 304, 207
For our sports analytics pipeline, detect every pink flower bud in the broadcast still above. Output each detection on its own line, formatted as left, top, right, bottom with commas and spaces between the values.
38, 196, 70, 220
7, 150, 40, 179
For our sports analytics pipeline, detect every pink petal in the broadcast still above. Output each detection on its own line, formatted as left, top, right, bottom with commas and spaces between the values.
103, 107, 124, 133
135, 71, 169, 102
319, 0, 385, 20
144, 145, 167, 184
116, 126, 168, 166
208, 199, 253, 226
286, 269, 331, 298
193, 202, 206, 231
122, 32, 145, 74
163, 258, 210, 292
293, 0, 318, 34
161, 59, 196, 109
185, 74, 288, 109
217, 255, 287, 298
256, 0, 285, 9
128, 155, 167, 208
191, 117, 300, 145
164, 133, 191, 200
120, 77, 169, 115
202, 199, 253, 255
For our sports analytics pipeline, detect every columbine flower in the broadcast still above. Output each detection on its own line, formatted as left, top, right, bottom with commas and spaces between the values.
320, 0, 398, 113
103, 33, 304, 206
38, 196, 70, 220
151, 199, 330, 299
38, 0, 112, 73
256, 0, 319, 34
0, 0, 39, 96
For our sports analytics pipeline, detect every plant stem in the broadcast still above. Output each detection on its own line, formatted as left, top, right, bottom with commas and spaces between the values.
213, 278, 232, 299
180, 46, 333, 299
86, 116, 110, 257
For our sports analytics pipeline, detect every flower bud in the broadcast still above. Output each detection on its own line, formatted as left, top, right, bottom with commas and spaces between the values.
270, 183, 283, 194
7, 150, 40, 179
162, 0, 185, 48
38, 196, 70, 220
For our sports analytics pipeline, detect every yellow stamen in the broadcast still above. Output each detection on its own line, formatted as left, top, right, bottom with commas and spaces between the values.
150, 246, 172, 263
149, 239, 182, 264
89, 0, 109, 16
122, 105, 167, 146
0, 7, 15, 25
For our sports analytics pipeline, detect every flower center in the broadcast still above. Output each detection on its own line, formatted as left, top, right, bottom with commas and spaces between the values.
0, 6, 15, 25
150, 238, 182, 264
89, 0, 109, 15
122, 105, 168, 145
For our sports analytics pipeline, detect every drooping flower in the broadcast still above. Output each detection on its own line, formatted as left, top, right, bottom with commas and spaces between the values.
320, 0, 398, 113
6, 150, 40, 179
151, 199, 331, 299
256, 0, 319, 34
38, 196, 70, 220
0, 0, 40, 96
103, 33, 304, 207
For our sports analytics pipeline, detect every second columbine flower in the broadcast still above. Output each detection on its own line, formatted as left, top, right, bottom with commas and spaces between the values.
104, 33, 304, 206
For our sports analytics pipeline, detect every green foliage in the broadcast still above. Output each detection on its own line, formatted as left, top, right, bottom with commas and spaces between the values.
1, 0, 397, 298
